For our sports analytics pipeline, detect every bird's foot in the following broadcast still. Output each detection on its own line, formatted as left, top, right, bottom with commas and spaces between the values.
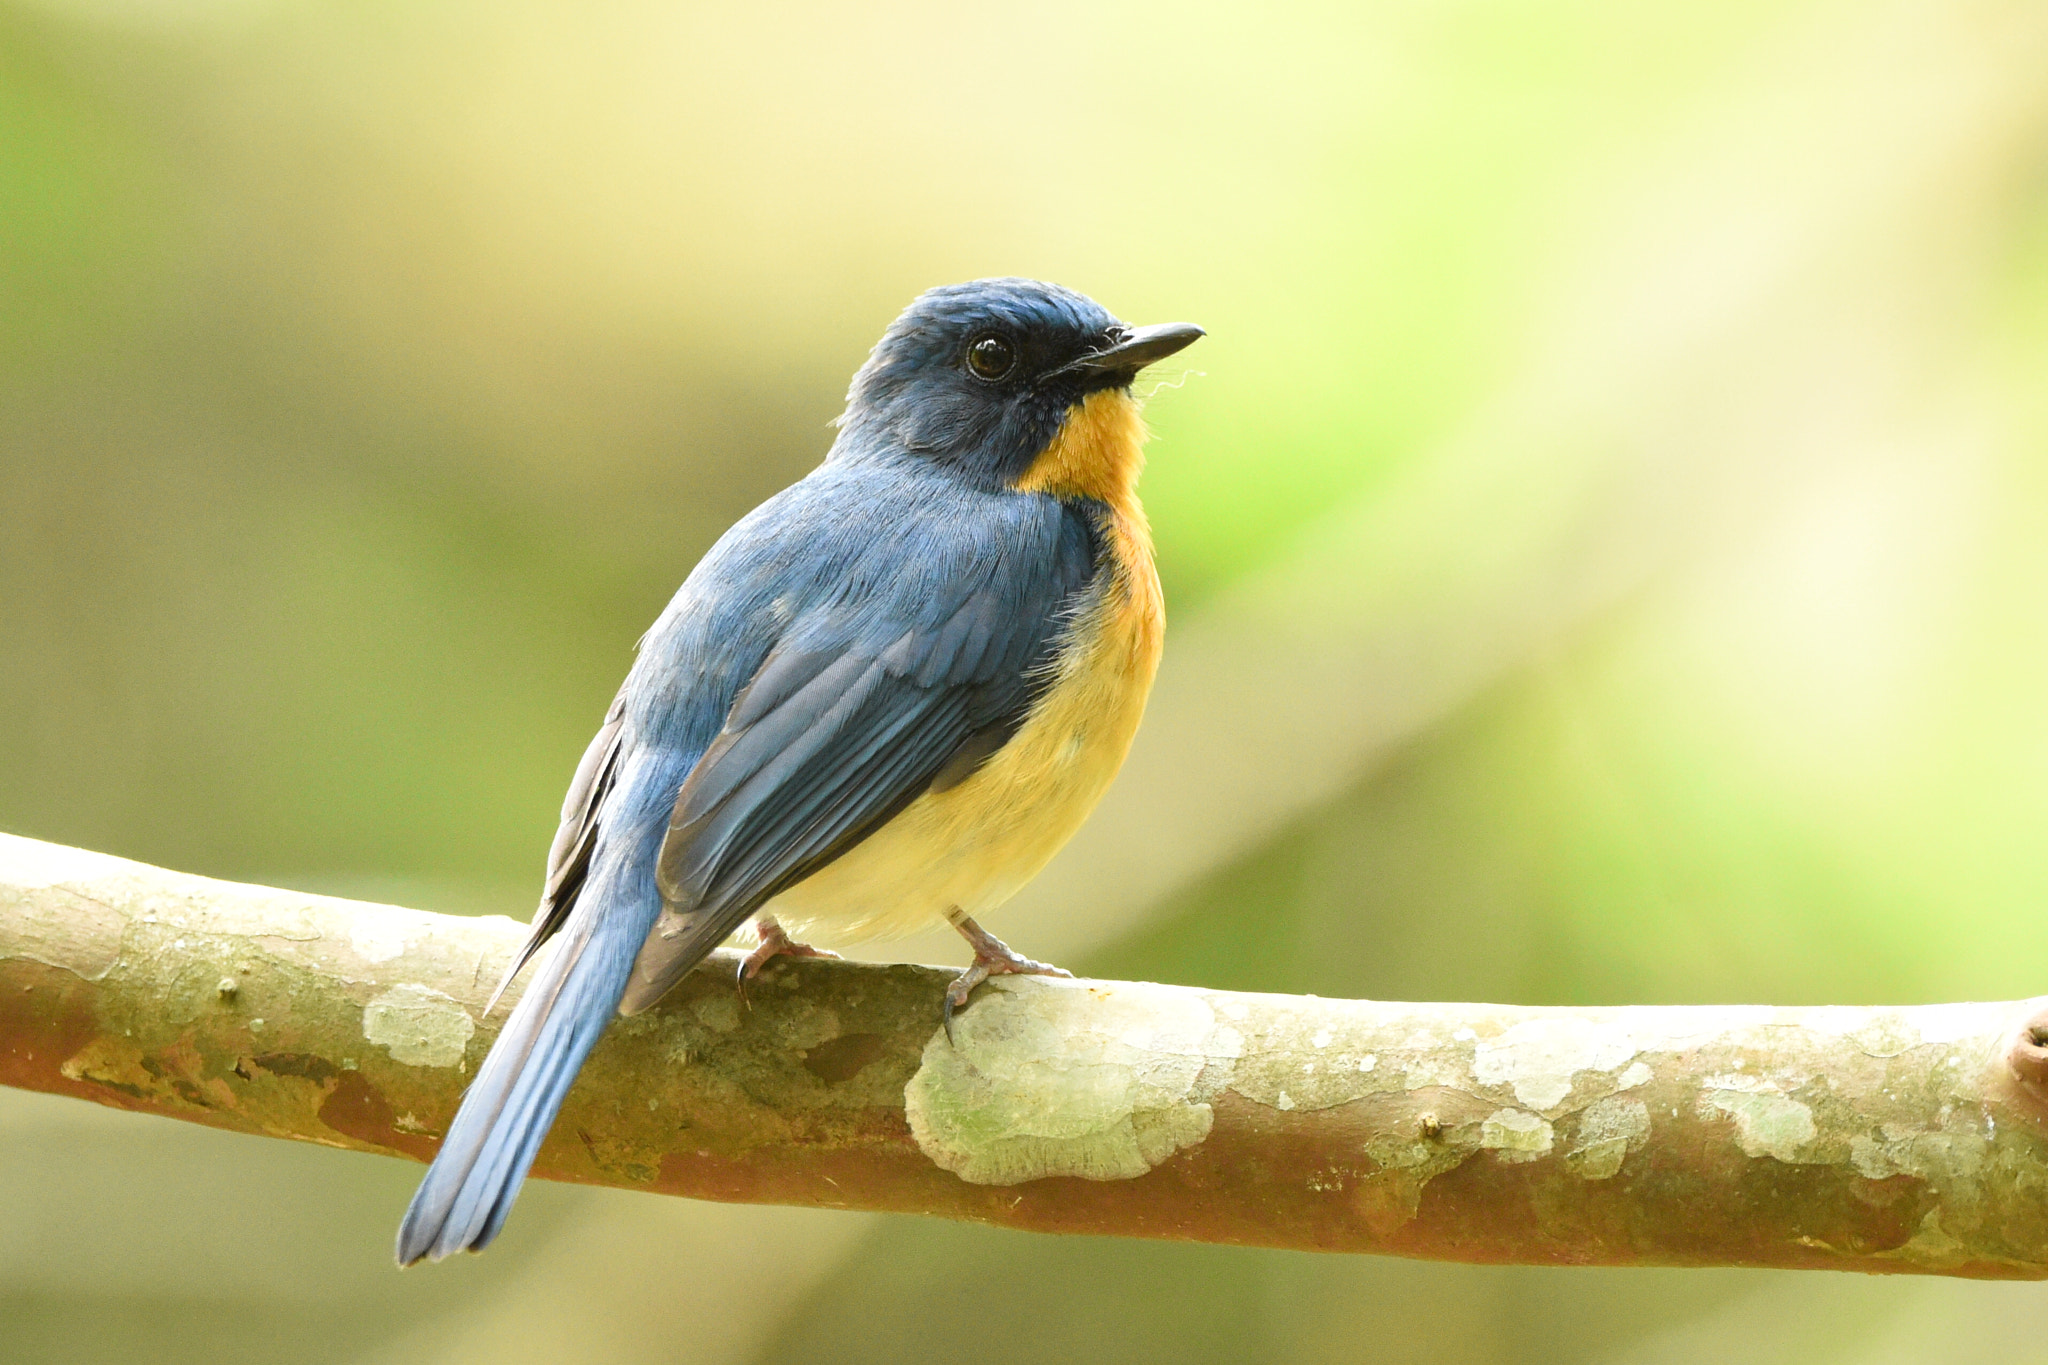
736, 917, 839, 1006
944, 916, 1071, 1041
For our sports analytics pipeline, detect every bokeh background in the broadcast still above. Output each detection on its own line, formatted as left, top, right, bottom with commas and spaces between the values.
6, 0, 2048, 1359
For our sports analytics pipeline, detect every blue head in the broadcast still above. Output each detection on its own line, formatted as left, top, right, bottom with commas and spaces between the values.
835, 278, 1202, 491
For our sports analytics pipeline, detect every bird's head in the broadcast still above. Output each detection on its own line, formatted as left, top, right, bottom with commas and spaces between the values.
836, 278, 1202, 501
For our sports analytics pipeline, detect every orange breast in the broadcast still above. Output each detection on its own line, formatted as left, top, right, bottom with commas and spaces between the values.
1015, 385, 1163, 681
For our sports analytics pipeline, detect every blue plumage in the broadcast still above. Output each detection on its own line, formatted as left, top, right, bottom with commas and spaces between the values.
396, 279, 1200, 1265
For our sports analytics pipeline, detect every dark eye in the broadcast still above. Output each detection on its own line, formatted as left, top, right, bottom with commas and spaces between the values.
965, 334, 1017, 381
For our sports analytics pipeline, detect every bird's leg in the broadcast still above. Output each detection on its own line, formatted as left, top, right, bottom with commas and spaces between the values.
944, 913, 1072, 1038
736, 916, 839, 1004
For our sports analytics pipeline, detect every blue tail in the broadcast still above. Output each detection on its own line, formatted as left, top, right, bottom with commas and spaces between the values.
395, 857, 661, 1265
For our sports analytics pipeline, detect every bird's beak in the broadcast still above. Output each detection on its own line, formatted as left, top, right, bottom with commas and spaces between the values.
1050, 322, 1205, 380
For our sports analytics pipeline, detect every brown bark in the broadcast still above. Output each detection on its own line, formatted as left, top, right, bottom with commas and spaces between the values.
5, 832, 2048, 1276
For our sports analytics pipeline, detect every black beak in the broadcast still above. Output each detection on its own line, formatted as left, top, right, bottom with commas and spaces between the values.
1049, 322, 1205, 381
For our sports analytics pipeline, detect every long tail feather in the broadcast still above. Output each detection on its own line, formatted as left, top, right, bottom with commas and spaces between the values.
395, 869, 657, 1266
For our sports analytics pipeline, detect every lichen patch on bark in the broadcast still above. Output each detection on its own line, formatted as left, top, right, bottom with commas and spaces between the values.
1701, 1076, 1820, 1162
1566, 1094, 1652, 1178
1473, 1015, 1642, 1111
1480, 1108, 1555, 1161
904, 977, 1237, 1185
1225, 1000, 1428, 1111
362, 984, 475, 1068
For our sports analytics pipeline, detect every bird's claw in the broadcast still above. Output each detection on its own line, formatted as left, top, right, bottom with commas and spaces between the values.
734, 917, 838, 1009
942, 921, 1071, 1043
941, 963, 987, 1043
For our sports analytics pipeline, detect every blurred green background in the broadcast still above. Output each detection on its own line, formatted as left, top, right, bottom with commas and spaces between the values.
6, 0, 2048, 1360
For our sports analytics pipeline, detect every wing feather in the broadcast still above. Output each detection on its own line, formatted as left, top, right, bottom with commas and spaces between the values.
484, 690, 626, 1014
616, 505, 1099, 1014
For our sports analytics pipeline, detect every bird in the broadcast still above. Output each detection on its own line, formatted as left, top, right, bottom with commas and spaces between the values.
395, 277, 1201, 1265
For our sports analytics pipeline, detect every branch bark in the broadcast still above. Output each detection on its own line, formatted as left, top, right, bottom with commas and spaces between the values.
6, 832, 2048, 1277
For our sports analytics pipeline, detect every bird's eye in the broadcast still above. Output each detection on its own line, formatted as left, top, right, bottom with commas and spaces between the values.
965, 334, 1017, 381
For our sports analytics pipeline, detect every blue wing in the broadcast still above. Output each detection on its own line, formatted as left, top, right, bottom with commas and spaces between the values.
620, 475, 1100, 1010
397, 466, 1098, 1263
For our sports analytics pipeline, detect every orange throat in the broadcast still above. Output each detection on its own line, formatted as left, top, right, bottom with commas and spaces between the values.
1014, 388, 1151, 510
1012, 386, 1162, 675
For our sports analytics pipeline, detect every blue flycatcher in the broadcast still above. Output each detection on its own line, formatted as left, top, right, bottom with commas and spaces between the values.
397, 278, 1201, 1264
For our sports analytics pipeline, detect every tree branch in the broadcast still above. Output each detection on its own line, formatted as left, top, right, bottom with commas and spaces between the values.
5, 832, 2048, 1277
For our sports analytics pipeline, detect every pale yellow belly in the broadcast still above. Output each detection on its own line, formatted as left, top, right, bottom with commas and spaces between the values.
762, 565, 1161, 944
